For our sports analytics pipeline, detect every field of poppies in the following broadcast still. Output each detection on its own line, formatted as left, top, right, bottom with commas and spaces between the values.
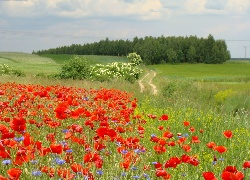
0, 82, 250, 180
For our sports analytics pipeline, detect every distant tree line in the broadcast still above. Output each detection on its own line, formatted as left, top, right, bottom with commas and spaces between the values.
33, 34, 230, 64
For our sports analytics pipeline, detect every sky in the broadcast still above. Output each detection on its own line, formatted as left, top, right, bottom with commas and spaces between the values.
0, 0, 250, 58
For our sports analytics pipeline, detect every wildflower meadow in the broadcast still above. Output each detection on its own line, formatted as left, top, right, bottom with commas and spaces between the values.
0, 82, 250, 180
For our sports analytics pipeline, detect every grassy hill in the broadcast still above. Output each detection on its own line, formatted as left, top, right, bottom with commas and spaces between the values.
0, 52, 128, 75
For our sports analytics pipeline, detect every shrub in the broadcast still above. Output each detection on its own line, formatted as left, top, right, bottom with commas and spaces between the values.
214, 89, 235, 106
127, 52, 143, 66
57, 56, 91, 80
0, 64, 25, 76
0, 64, 11, 75
89, 62, 143, 83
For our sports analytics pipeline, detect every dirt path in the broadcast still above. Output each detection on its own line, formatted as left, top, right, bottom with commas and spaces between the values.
139, 70, 157, 95
148, 70, 157, 95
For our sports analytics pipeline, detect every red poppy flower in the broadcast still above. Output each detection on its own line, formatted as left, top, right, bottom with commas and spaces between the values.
189, 126, 195, 132
177, 137, 187, 144
158, 139, 167, 146
189, 157, 199, 166
182, 144, 192, 152
202, 172, 217, 180
0, 175, 7, 180
40, 166, 55, 177
83, 153, 101, 163
156, 168, 171, 179
10, 117, 26, 132
57, 168, 75, 180
167, 141, 175, 146
183, 121, 190, 127
154, 145, 166, 154
181, 154, 191, 163
50, 144, 63, 154
165, 156, 182, 168
14, 148, 30, 165
191, 136, 200, 143
214, 146, 227, 154
223, 130, 233, 139
158, 126, 164, 130
206, 142, 216, 149
159, 114, 169, 121
243, 161, 250, 168
120, 160, 131, 170
153, 162, 162, 169
7, 168, 22, 180
162, 131, 173, 139
221, 166, 244, 180
116, 126, 125, 133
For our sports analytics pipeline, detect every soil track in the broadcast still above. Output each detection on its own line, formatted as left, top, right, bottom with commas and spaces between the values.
139, 70, 157, 95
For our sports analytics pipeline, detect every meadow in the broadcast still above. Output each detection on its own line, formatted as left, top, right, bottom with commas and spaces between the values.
0, 52, 250, 180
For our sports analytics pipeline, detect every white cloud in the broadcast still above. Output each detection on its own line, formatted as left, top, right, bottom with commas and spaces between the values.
205, 0, 227, 10
225, 0, 250, 14
0, 0, 163, 20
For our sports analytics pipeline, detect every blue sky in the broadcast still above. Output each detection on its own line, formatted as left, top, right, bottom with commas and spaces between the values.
0, 0, 250, 58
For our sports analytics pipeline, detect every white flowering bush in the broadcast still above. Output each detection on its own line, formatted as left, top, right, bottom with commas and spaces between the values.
57, 55, 143, 82
127, 52, 143, 66
0, 64, 24, 76
0, 64, 11, 75
90, 62, 143, 83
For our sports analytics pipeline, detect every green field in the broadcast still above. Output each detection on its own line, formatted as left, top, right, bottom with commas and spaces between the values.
149, 61, 250, 82
0, 52, 249, 114
0, 52, 128, 75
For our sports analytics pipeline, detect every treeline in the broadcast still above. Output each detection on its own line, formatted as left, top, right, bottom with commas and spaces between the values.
34, 34, 231, 64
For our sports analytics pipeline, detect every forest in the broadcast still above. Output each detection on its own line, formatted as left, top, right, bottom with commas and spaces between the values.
34, 34, 231, 64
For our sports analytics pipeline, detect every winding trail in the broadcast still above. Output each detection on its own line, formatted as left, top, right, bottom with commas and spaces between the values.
138, 72, 149, 93
148, 70, 157, 95
139, 70, 157, 95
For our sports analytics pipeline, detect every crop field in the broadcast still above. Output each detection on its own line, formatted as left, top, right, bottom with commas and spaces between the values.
0, 53, 250, 179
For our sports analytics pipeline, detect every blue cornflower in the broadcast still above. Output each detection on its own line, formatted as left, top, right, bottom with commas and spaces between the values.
116, 142, 121, 147
62, 129, 69, 133
83, 97, 89, 101
32, 170, 42, 177
14, 136, 24, 142
177, 135, 183, 139
55, 158, 66, 165
131, 166, 137, 171
133, 175, 140, 179
66, 149, 73, 153
121, 172, 126, 177
181, 173, 187, 177
219, 158, 225, 161
121, 150, 128, 154
30, 160, 38, 164
59, 141, 67, 146
96, 170, 103, 176
151, 134, 156, 138
140, 149, 146, 153
2, 159, 11, 165
143, 173, 150, 179
134, 149, 140, 154
152, 162, 157, 165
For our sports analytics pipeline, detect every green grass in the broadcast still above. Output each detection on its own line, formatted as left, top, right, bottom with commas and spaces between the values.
39, 54, 128, 65
1, 52, 249, 115
0, 52, 129, 75
148, 62, 250, 82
